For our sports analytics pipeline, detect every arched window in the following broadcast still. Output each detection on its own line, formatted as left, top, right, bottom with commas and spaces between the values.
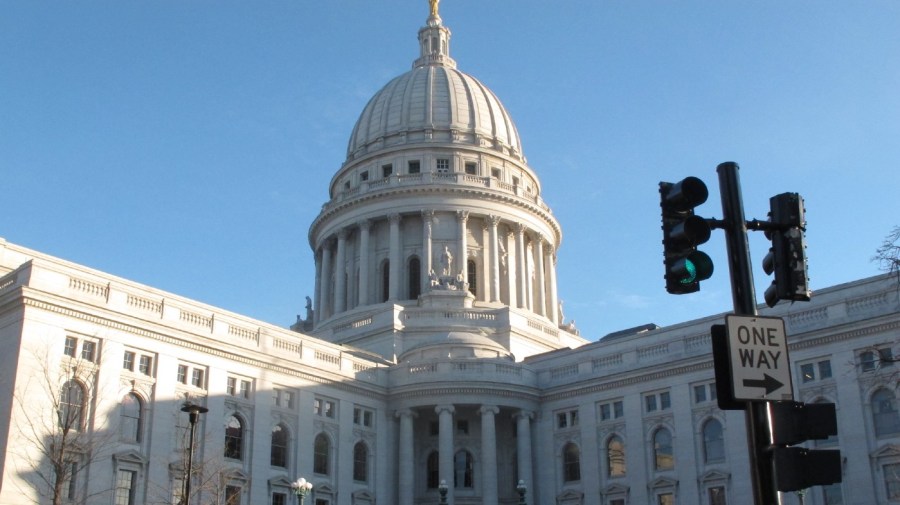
654, 428, 674, 470
873, 388, 900, 437
353, 441, 368, 482
224, 415, 244, 460
562, 442, 581, 482
408, 257, 421, 300
314, 434, 330, 475
271, 424, 288, 467
381, 261, 390, 302
119, 393, 142, 443
59, 380, 85, 431
454, 450, 474, 488
426, 451, 439, 489
607, 435, 626, 477
467, 259, 477, 296
702, 419, 724, 463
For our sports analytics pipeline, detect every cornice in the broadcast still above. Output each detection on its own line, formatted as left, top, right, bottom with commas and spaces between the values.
540, 361, 714, 402
387, 385, 540, 404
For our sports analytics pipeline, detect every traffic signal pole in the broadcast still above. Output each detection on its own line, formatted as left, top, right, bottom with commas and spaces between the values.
716, 162, 780, 505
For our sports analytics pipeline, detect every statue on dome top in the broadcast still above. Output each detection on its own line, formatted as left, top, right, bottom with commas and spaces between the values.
429, 0, 440, 17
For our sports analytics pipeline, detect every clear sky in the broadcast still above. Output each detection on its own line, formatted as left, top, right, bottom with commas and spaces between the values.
2, 1, 898, 341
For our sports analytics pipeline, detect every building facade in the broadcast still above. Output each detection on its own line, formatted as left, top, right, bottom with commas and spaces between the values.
1, 5, 899, 505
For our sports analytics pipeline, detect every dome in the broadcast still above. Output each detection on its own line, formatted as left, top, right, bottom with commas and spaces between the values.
345, 12, 523, 163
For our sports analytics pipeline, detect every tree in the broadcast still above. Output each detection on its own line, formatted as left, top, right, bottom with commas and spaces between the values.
10, 346, 115, 505
873, 226, 900, 277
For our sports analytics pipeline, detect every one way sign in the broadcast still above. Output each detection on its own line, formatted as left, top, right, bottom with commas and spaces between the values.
726, 315, 794, 402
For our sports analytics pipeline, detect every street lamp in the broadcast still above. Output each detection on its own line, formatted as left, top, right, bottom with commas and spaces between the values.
179, 401, 208, 505
438, 479, 448, 505
291, 477, 313, 505
516, 480, 527, 505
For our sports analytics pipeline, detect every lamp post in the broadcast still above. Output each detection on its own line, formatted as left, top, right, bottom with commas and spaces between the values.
291, 477, 313, 505
516, 480, 527, 505
438, 479, 448, 505
179, 402, 208, 505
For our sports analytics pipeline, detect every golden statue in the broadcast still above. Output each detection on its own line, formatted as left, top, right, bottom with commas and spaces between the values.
429, 0, 439, 17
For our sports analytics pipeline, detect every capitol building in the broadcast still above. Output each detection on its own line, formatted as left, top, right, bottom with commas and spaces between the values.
1, 5, 899, 505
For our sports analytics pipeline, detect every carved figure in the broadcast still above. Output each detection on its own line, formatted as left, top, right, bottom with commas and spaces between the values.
429, 0, 439, 17
441, 246, 453, 276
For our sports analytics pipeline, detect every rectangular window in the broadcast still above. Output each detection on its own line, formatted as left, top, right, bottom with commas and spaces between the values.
314, 398, 322, 416
81, 341, 96, 362
818, 359, 833, 379
240, 380, 251, 399
885, 463, 900, 501
429, 421, 439, 436
138, 355, 152, 375
272, 493, 287, 505
657, 493, 675, 505
456, 420, 469, 435
123, 351, 135, 371
360, 170, 369, 182
227, 377, 236, 396
881, 348, 895, 367
353, 407, 374, 427
491, 167, 501, 179
285, 391, 295, 409
325, 400, 335, 418
600, 403, 611, 420
382, 164, 393, 178
315, 398, 335, 417
708, 486, 727, 505
64, 337, 77, 357
464, 162, 477, 175
695, 384, 707, 403
556, 409, 579, 429
408, 160, 420, 174
191, 369, 204, 388
67, 461, 79, 500
660, 391, 671, 410
436, 158, 450, 173
114, 470, 136, 505
645, 391, 671, 412
822, 483, 843, 505
177, 365, 188, 384
801, 359, 833, 382
645, 395, 657, 412
225, 485, 242, 505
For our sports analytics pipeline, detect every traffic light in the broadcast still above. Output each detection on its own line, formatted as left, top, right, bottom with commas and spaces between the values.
762, 193, 811, 307
770, 401, 842, 492
660, 177, 713, 294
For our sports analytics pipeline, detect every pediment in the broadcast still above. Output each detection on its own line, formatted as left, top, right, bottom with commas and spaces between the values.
698, 469, 730, 483
113, 449, 147, 465
603, 483, 629, 495
556, 489, 583, 505
872, 443, 900, 459
648, 476, 678, 489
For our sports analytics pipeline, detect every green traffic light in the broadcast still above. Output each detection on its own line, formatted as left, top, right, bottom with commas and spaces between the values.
680, 259, 699, 284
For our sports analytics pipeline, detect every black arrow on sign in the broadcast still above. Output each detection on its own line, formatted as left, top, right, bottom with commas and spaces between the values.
742, 374, 783, 394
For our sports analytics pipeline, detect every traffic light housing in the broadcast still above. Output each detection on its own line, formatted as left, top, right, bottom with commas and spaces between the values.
660, 177, 713, 294
770, 401, 842, 492
762, 193, 810, 307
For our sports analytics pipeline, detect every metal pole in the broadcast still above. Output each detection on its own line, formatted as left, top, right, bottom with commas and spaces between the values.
717, 162, 779, 505
180, 403, 208, 505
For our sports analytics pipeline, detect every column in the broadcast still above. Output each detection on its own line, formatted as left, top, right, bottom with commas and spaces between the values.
334, 229, 348, 314
506, 232, 517, 308
422, 210, 434, 286
313, 249, 322, 324
358, 220, 371, 306
534, 234, 546, 317
318, 240, 333, 320
489, 216, 501, 302
514, 410, 534, 505
397, 409, 417, 505
548, 248, 559, 325
389, 213, 401, 300
480, 405, 500, 505
436, 404, 455, 505
515, 224, 526, 309
457, 210, 469, 284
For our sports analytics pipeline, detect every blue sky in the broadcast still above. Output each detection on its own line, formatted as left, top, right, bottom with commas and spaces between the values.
2, 1, 898, 341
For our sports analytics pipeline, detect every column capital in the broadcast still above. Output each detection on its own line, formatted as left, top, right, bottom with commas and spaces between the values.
337, 228, 349, 240
534, 232, 544, 245
457, 210, 470, 223
479, 405, 500, 416
435, 404, 456, 415
422, 209, 435, 221
488, 215, 501, 227
513, 409, 534, 421
358, 219, 371, 231
395, 408, 418, 420
389, 213, 402, 225
515, 223, 526, 235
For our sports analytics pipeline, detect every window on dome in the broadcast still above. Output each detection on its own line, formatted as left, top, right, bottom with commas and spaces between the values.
467, 260, 477, 296
408, 257, 421, 300
512, 176, 520, 186
436, 158, 450, 173
360, 171, 369, 182
491, 168, 501, 179
382, 164, 393, 178
464, 162, 477, 175
408, 160, 420, 174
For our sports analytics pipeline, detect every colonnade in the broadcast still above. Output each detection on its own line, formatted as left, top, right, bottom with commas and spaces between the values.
313, 211, 560, 325
395, 405, 534, 505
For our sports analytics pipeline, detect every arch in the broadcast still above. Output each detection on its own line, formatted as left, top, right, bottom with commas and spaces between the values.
426, 451, 439, 489
380, 260, 390, 302
408, 256, 421, 300
225, 415, 245, 460
314, 433, 331, 475
606, 434, 626, 477
872, 388, 900, 437
702, 419, 724, 463
454, 449, 474, 488
467, 259, 477, 296
562, 442, 581, 482
59, 380, 86, 431
353, 441, 368, 482
653, 427, 674, 470
271, 423, 289, 468
119, 393, 142, 443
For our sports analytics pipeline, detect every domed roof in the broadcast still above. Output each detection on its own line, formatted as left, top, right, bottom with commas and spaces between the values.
345, 10, 523, 162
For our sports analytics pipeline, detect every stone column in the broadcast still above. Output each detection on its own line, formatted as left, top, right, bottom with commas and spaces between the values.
422, 210, 434, 287
548, 247, 559, 325
506, 232, 517, 308
334, 229, 348, 314
480, 405, 500, 505
358, 220, 371, 306
436, 404, 455, 505
318, 239, 333, 320
481, 221, 490, 301
514, 410, 534, 505
534, 234, 546, 317
489, 216, 501, 302
457, 210, 469, 284
515, 224, 527, 309
389, 213, 401, 300
397, 409, 417, 505
313, 248, 322, 324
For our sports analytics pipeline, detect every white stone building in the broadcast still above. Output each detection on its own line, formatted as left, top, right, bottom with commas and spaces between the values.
1, 5, 899, 505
